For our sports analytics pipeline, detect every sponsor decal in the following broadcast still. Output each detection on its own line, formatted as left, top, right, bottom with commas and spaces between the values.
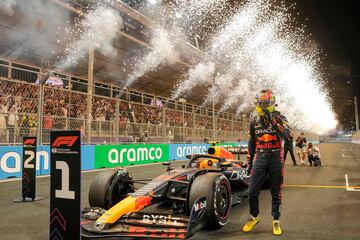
127, 226, 186, 238
230, 170, 248, 180
256, 142, 281, 149
142, 214, 180, 225
255, 128, 274, 134
194, 199, 207, 212
94, 144, 169, 168
169, 144, 210, 160
52, 136, 79, 147
24, 138, 36, 146
258, 134, 277, 142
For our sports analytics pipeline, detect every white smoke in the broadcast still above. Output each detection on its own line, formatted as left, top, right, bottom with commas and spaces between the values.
0, 0, 71, 60
0, 0, 16, 16
56, 6, 123, 69
125, 27, 180, 87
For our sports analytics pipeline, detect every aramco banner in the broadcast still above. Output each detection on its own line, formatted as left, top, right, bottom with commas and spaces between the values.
94, 144, 170, 169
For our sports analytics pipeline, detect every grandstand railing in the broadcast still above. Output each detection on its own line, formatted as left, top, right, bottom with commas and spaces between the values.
0, 62, 248, 145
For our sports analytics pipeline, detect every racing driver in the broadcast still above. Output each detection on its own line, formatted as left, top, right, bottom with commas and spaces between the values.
242, 89, 290, 236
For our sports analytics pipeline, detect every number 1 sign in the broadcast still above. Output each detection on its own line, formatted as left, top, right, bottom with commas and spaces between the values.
50, 131, 81, 240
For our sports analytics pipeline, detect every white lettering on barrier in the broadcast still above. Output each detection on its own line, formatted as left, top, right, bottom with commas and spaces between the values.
176, 146, 207, 158
108, 149, 118, 164
1, 150, 50, 174
37, 151, 49, 171
107, 147, 163, 164
137, 148, 148, 161
149, 148, 155, 160
119, 148, 127, 163
155, 148, 162, 159
1, 152, 21, 173
128, 148, 135, 162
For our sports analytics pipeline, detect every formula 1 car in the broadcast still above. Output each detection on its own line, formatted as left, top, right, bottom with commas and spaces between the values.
81, 146, 250, 239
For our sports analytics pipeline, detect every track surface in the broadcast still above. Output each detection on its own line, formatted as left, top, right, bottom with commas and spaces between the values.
1, 143, 360, 240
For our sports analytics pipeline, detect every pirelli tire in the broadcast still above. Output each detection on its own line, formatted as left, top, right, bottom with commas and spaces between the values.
88, 170, 116, 209
189, 173, 232, 229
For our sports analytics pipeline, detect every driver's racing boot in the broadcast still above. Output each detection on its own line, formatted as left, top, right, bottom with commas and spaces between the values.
242, 215, 260, 232
272, 219, 282, 236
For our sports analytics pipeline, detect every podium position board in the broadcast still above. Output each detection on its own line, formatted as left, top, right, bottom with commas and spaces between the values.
23, 137, 37, 200
50, 131, 81, 240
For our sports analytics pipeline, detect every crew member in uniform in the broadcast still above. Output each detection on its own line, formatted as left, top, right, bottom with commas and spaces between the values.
242, 89, 290, 236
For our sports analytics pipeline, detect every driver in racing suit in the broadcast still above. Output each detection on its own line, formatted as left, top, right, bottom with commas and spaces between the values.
242, 89, 290, 236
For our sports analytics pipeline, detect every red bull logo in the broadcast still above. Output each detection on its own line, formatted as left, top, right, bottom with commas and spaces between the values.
258, 134, 277, 142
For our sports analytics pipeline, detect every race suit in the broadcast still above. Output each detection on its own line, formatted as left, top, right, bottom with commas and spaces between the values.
248, 111, 290, 220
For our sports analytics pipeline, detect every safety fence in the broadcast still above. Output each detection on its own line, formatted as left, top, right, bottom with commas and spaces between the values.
0, 59, 248, 145
0, 141, 246, 179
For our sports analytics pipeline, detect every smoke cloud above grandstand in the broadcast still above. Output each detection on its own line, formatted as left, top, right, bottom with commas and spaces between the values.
172, 0, 337, 134
124, 0, 231, 88
56, 2, 123, 69
0, 0, 72, 59
0, 0, 16, 16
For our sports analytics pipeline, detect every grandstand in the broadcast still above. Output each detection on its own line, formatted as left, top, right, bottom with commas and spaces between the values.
0, 0, 252, 145
0, 58, 248, 145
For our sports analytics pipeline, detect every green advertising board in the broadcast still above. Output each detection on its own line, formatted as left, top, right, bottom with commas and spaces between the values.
94, 144, 170, 169
217, 142, 238, 147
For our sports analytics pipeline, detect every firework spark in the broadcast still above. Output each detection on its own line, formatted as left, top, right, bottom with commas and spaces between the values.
56, 2, 123, 69
173, 0, 337, 134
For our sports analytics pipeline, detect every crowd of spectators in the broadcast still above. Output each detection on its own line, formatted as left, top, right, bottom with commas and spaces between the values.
0, 80, 245, 142
131, 103, 162, 125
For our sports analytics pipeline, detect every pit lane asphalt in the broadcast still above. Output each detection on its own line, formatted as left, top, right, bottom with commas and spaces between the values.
1, 143, 360, 240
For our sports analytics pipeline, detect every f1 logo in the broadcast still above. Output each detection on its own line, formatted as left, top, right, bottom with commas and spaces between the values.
52, 136, 79, 147
24, 138, 36, 145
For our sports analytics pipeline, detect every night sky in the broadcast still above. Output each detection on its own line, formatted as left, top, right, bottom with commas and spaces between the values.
295, 0, 360, 131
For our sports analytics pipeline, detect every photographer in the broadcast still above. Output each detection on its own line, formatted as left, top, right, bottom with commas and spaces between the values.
307, 143, 322, 166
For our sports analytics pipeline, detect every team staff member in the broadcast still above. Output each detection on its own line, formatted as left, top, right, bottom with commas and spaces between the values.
284, 132, 297, 165
242, 89, 290, 236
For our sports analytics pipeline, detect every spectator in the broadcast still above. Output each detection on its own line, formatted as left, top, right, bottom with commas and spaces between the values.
296, 132, 307, 165
8, 105, 18, 143
139, 131, 150, 142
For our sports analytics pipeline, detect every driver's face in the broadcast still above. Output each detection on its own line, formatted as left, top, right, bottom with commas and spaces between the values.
258, 101, 270, 109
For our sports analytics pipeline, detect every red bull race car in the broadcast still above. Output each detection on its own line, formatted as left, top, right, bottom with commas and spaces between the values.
81, 146, 250, 239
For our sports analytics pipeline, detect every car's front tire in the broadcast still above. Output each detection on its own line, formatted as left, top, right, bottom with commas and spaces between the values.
189, 173, 232, 229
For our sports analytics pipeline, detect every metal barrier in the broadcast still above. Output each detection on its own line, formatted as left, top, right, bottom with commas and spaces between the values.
0, 68, 247, 145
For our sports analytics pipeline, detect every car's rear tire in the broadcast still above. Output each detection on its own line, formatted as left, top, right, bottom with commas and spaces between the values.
88, 170, 116, 209
189, 173, 232, 229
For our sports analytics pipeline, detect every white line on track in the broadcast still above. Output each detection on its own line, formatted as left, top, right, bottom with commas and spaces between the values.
342, 154, 360, 158
345, 174, 360, 192
0, 160, 187, 184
